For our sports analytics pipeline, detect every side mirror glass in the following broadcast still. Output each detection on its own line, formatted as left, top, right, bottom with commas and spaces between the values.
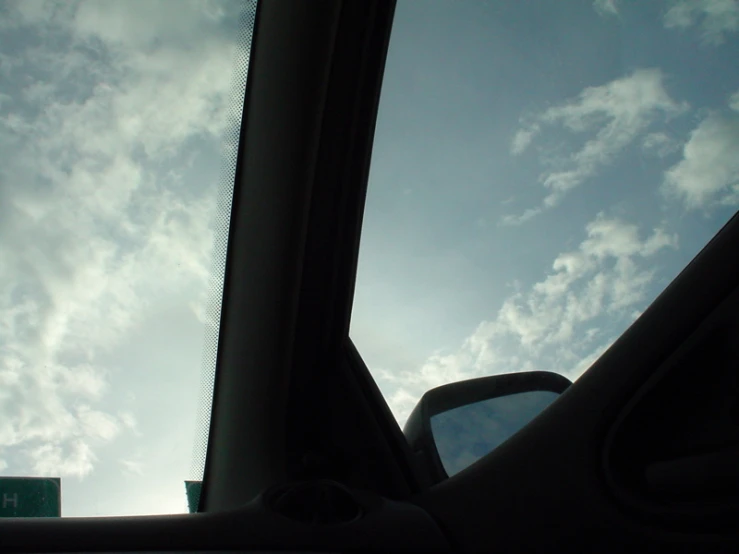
403, 371, 571, 484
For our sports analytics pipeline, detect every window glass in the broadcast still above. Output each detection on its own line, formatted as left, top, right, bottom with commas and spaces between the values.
352, 0, 739, 427
431, 391, 560, 477
0, 0, 256, 516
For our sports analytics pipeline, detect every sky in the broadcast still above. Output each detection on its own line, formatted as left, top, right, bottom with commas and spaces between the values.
0, 0, 737, 519
350, 0, 739, 427
0, 0, 253, 516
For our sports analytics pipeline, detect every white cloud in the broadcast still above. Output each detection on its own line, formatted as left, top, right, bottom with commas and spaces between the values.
506, 69, 687, 223
642, 132, 680, 157
663, 113, 739, 208
730, 90, 739, 112
488, 215, 676, 349
118, 411, 138, 432
120, 458, 145, 476
594, 0, 620, 17
664, 0, 739, 45
77, 406, 121, 442
380, 214, 677, 425
0, 1, 245, 478
510, 124, 540, 155
499, 206, 542, 227
27, 440, 97, 479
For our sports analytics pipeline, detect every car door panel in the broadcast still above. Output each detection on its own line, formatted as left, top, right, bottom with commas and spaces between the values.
606, 286, 739, 530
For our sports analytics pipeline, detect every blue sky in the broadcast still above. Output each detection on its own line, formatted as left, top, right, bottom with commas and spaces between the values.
351, 0, 739, 425
0, 0, 737, 518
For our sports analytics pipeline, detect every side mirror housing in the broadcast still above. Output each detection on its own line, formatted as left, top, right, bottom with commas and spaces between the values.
403, 371, 572, 484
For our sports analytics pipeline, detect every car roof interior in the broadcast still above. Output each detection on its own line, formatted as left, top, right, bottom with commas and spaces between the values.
2, 1, 739, 553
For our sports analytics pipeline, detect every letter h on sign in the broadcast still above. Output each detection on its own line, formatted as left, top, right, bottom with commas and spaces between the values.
3, 493, 18, 509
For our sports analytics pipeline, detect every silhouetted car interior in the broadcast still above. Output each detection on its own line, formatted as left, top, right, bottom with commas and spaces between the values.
2, 1, 739, 553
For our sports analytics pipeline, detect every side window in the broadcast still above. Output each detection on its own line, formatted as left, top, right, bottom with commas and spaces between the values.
350, 1, 739, 427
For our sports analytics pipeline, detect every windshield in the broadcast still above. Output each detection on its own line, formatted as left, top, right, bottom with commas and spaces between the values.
351, 0, 739, 427
0, 0, 256, 516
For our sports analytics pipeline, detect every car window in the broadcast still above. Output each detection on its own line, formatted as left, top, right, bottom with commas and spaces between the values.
351, 0, 739, 428
0, 0, 256, 516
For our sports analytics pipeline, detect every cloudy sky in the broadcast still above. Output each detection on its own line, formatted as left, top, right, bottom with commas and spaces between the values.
0, 0, 253, 516
351, 0, 739, 425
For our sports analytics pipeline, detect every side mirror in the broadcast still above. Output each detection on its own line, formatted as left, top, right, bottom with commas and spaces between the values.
403, 371, 572, 484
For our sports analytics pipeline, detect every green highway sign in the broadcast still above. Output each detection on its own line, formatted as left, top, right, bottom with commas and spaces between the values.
184, 480, 202, 514
0, 477, 61, 517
